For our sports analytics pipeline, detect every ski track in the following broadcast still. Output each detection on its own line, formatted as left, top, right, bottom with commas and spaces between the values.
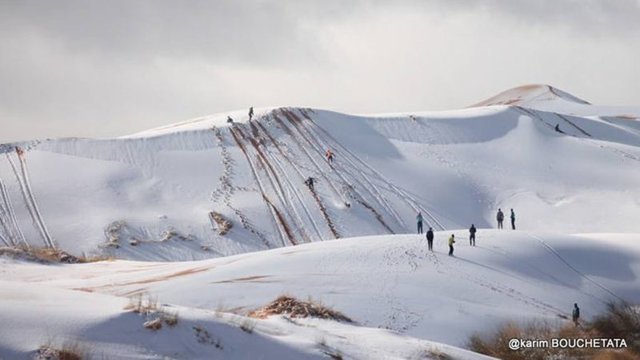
287, 109, 404, 227
253, 121, 335, 240
212, 127, 271, 249
299, 109, 446, 231
249, 121, 315, 243
16, 151, 55, 248
5, 153, 51, 248
0, 179, 18, 246
240, 125, 303, 245
229, 126, 290, 247
526, 234, 624, 303
476, 245, 610, 304
515, 106, 640, 164
278, 109, 398, 233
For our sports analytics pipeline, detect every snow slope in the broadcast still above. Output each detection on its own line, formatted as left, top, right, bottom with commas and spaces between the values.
1, 231, 638, 358
0, 85, 639, 260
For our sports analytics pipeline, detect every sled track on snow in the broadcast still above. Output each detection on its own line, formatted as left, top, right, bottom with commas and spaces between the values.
278, 109, 400, 233
515, 107, 640, 164
527, 234, 624, 303
5, 152, 54, 248
286, 110, 404, 227
0, 178, 26, 246
253, 121, 338, 240
299, 109, 447, 231
241, 124, 310, 244
212, 127, 271, 248
229, 126, 296, 247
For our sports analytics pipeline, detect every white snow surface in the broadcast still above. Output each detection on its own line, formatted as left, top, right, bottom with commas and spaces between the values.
1, 85, 639, 358
0, 85, 638, 259
0, 231, 638, 358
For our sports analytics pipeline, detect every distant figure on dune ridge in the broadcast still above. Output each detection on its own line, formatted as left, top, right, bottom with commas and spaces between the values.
510, 209, 516, 230
469, 224, 476, 246
496, 208, 504, 229
555, 124, 564, 133
426, 227, 434, 251
416, 212, 423, 234
448, 234, 455, 256
249, 107, 254, 121
227, 116, 234, 123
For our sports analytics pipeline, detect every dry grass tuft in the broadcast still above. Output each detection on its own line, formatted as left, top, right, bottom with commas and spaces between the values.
249, 295, 352, 323
209, 211, 233, 235
0, 245, 111, 264
143, 318, 163, 331
468, 303, 640, 360
35, 341, 86, 360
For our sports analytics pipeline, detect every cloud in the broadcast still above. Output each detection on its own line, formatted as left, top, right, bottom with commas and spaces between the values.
0, 1, 638, 142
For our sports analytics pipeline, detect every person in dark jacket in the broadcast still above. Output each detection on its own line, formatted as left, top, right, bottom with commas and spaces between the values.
304, 177, 315, 190
249, 107, 254, 121
448, 234, 455, 256
426, 227, 434, 251
416, 212, 424, 234
227, 116, 234, 123
572, 303, 580, 326
497, 209, 504, 229
469, 224, 476, 246
510, 209, 516, 230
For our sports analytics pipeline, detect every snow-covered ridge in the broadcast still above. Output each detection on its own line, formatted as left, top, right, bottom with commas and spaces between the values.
0, 86, 638, 261
471, 84, 591, 107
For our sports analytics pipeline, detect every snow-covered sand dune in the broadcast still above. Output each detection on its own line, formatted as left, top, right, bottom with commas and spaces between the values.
1, 84, 639, 358
1, 231, 638, 358
0, 84, 638, 260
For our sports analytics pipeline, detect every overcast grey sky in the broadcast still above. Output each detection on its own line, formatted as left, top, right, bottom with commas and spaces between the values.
1, 0, 639, 142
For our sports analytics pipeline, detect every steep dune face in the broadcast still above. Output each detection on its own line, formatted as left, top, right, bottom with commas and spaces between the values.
0, 87, 639, 260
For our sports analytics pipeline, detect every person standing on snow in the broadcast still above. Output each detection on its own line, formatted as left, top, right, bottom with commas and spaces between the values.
510, 209, 516, 230
416, 212, 424, 234
496, 209, 504, 229
469, 224, 476, 246
448, 234, 455, 256
227, 116, 234, 123
572, 303, 580, 326
249, 107, 254, 121
426, 227, 434, 251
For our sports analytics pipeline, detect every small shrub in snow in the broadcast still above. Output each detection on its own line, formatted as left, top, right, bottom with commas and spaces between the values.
35, 341, 86, 360
163, 311, 179, 327
143, 318, 163, 331
249, 295, 352, 322
0, 246, 109, 264
209, 211, 233, 235
125, 293, 158, 314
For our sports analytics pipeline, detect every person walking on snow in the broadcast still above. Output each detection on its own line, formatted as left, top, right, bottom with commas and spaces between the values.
469, 224, 476, 246
416, 212, 424, 234
448, 234, 455, 256
426, 227, 434, 251
304, 177, 315, 190
572, 303, 580, 326
249, 107, 254, 121
510, 209, 516, 230
227, 116, 234, 123
325, 149, 334, 164
496, 209, 504, 229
